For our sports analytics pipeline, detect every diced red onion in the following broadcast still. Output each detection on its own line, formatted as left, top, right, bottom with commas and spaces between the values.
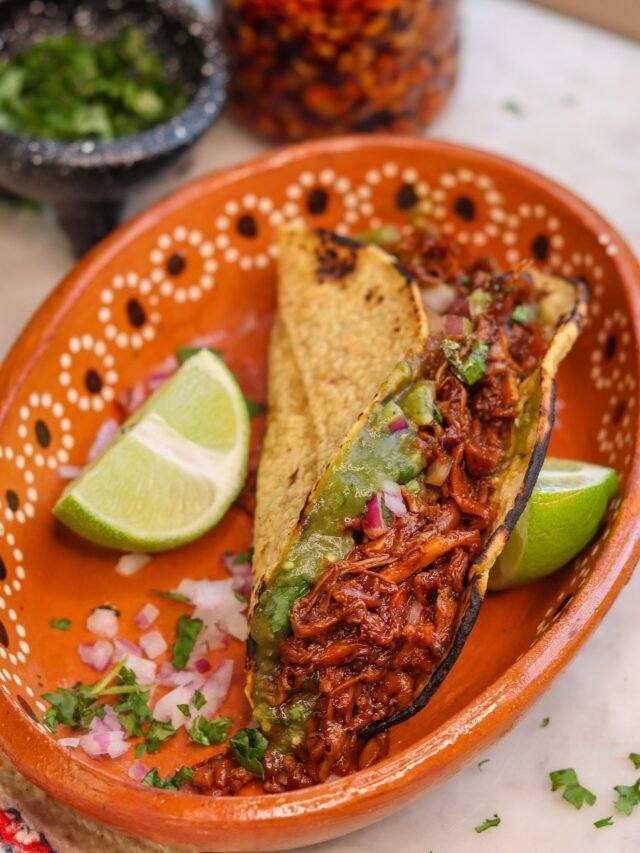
425, 456, 453, 486
119, 381, 147, 416
174, 578, 248, 642
223, 554, 252, 598
87, 418, 120, 463
443, 315, 472, 337
157, 661, 205, 689
145, 371, 172, 393
113, 637, 142, 658
78, 640, 113, 672
139, 630, 167, 660
420, 282, 456, 314
194, 658, 211, 674
135, 602, 159, 630
128, 759, 148, 782
86, 607, 118, 639
197, 660, 234, 721
59, 464, 84, 480
91, 705, 124, 733
80, 730, 129, 759
58, 737, 81, 748
388, 415, 408, 433
362, 493, 389, 539
116, 553, 152, 577
380, 480, 407, 517
153, 684, 199, 729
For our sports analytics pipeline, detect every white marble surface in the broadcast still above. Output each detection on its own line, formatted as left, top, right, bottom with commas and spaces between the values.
1, 1, 639, 850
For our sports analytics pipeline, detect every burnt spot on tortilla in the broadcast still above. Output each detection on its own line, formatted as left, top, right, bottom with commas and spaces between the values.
288, 468, 299, 486
364, 288, 376, 302
604, 334, 617, 361
314, 229, 358, 282
376, 294, 385, 304
531, 234, 550, 262
246, 634, 257, 662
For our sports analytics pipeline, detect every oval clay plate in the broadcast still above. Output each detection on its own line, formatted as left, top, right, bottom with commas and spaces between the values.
0, 137, 639, 851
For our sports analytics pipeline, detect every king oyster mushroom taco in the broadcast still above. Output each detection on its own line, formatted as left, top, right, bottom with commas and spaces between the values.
201, 224, 587, 793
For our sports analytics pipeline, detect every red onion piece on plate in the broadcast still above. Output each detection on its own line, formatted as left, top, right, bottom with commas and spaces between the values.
57, 737, 81, 748
113, 637, 142, 658
128, 760, 148, 782
135, 602, 159, 630
58, 464, 84, 480
86, 607, 118, 639
116, 553, 151, 577
174, 578, 248, 642
139, 631, 167, 660
78, 640, 113, 672
87, 418, 120, 463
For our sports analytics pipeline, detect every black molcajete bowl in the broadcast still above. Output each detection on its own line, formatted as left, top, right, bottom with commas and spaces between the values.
0, 0, 227, 256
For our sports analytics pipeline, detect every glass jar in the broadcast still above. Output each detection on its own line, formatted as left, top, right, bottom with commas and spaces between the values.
222, 0, 459, 141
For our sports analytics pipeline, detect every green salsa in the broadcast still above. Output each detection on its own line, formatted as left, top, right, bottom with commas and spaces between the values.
251, 358, 428, 749
0, 27, 188, 141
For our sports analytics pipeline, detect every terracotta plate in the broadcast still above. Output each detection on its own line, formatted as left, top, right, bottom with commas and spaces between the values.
0, 137, 638, 851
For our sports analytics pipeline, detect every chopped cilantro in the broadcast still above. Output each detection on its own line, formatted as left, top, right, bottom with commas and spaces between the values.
478, 759, 490, 770
474, 814, 501, 833
188, 715, 233, 746
192, 690, 206, 711
594, 817, 614, 828
229, 727, 268, 776
142, 766, 193, 791
512, 304, 538, 325
440, 337, 489, 386
151, 588, 192, 604
229, 548, 253, 566
234, 591, 249, 605
549, 768, 596, 810
177, 704, 191, 718
171, 615, 203, 671
135, 742, 147, 760
246, 398, 267, 419
614, 779, 640, 816
176, 345, 222, 365
0, 28, 187, 142
143, 720, 177, 755
49, 617, 71, 631
503, 100, 523, 115
629, 753, 640, 770
540, 717, 550, 728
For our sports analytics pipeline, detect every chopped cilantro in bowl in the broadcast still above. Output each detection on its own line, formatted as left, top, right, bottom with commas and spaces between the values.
0, 27, 188, 142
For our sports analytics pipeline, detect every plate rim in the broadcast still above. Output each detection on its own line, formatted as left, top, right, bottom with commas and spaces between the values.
1, 134, 639, 850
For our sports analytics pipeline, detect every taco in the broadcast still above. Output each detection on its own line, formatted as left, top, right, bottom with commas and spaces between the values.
247, 227, 586, 791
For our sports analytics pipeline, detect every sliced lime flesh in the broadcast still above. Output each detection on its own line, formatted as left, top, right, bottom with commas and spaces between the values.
489, 458, 618, 591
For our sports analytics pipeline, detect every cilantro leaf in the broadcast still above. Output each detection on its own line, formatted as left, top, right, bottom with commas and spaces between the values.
614, 779, 640, 816
230, 728, 268, 776
234, 591, 249, 605
142, 766, 194, 791
549, 768, 596, 810
177, 704, 191, 718
176, 346, 222, 365
503, 100, 523, 115
151, 588, 191, 604
49, 617, 71, 631
630, 753, 640, 770
440, 337, 489, 386
135, 742, 147, 759
145, 720, 177, 755
192, 690, 206, 711
540, 717, 550, 728
171, 615, 203, 671
474, 814, 501, 833
512, 304, 538, 325
246, 398, 267, 419
478, 759, 490, 770
188, 715, 233, 746
594, 816, 613, 828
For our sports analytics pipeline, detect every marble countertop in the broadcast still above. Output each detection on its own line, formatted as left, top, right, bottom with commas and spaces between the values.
0, 1, 639, 850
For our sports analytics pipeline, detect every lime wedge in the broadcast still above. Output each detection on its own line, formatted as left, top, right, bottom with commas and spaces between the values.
489, 458, 618, 591
54, 350, 249, 552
